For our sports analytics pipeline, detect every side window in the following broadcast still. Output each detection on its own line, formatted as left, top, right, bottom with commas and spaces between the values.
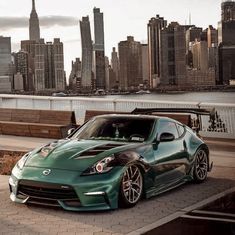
158, 121, 179, 139
176, 124, 185, 137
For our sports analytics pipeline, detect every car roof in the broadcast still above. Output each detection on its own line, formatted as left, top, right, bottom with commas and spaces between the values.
92, 114, 181, 124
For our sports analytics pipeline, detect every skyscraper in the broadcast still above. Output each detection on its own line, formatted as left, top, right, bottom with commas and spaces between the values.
160, 23, 187, 86
108, 66, 117, 91
14, 51, 29, 91
34, 38, 65, 91
21, 40, 36, 91
29, 0, 40, 41
0, 36, 12, 92
93, 8, 105, 51
34, 39, 45, 91
218, 0, 235, 84
207, 25, 218, 74
93, 8, 105, 90
45, 42, 54, 89
185, 27, 202, 51
13, 73, 24, 91
188, 39, 216, 87
111, 47, 120, 88
147, 15, 167, 88
191, 40, 209, 72
0, 37, 11, 77
69, 58, 82, 92
105, 56, 110, 90
141, 44, 150, 88
218, 0, 235, 44
52, 38, 65, 91
207, 25, 218, 48
80, 16, 93, 91
119, 36, 142, 91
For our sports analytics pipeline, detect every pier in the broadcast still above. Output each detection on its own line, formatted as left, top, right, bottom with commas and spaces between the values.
1, 94, 235, 139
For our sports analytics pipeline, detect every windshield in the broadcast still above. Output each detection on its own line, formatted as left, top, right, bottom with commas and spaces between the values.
72, 116, 155, 142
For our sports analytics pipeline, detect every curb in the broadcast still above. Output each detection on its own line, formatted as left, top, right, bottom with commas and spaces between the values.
127, 186, 235, 235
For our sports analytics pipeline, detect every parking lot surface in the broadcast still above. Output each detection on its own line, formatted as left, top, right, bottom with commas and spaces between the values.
0, 137, 234, 235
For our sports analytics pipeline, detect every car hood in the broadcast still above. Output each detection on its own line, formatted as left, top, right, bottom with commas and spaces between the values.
25, 139, 141, 172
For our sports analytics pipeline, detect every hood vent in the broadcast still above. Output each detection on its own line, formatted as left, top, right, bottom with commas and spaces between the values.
78, 143, 125, 157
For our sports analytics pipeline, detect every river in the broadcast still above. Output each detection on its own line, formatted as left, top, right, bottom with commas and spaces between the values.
92, 91, 235, 104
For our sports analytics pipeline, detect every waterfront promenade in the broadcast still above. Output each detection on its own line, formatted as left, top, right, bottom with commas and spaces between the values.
1, 94, 235, 139
0, 134, 234, 235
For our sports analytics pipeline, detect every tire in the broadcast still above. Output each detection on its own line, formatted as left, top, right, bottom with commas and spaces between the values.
119, 164, 143, 208
193, 148, 208, 183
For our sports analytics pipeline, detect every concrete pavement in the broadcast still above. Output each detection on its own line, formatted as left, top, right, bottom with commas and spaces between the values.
0, 166, 234, 235
0, 135, 55, 152
0, 135, 234, 235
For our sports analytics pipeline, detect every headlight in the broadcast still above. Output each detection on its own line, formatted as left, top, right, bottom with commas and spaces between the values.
82, 155, 115, 175
17, 153, 30, 170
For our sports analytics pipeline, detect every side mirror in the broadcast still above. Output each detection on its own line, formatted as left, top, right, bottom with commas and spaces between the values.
67, 128, 76, 136
159, 132, 175, 142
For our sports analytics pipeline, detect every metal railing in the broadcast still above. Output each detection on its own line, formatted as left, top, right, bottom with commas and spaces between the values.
0, 94, 234, 139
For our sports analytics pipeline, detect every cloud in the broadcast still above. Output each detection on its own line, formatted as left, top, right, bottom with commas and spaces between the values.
0, 17, 27, 30
0, 16, 78, 30
40, 16, 78, 28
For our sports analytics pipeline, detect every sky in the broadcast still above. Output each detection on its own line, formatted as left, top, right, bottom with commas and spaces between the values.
0, 0, 222, 77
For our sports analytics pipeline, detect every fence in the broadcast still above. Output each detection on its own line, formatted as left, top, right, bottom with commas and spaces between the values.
0, 94, 234, 139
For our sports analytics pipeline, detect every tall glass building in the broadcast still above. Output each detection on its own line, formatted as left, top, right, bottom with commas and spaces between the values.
80, 16, 93, 91
0, 36, 12, 92
93, 8, 105, 90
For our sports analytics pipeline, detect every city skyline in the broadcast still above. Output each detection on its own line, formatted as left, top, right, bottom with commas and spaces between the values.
0, 0, 222, 76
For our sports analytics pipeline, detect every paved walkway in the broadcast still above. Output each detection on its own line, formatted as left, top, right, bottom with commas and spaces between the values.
0, 136, 234, 235
0, 135, 55, 152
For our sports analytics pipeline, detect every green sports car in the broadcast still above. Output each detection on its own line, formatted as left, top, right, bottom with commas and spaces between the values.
9, 114, 212, 211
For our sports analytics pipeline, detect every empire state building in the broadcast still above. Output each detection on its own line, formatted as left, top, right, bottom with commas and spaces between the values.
29, 0, 40, 41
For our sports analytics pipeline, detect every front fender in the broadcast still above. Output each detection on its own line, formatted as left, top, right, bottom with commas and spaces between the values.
112, 151, 150, 173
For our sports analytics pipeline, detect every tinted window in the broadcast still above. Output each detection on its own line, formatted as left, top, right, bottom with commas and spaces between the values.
177, 124, 185, 137
158, 121, 179, 139
72, 117, 155, 142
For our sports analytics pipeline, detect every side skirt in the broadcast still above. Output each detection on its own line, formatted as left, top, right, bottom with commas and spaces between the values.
145, 176, 192, 199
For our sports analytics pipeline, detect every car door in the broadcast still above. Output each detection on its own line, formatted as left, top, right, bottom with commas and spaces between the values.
152, 119, 188, 190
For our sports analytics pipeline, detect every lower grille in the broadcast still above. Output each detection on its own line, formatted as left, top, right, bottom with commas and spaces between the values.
27, 197, 61, 207
17, 180, 78, 201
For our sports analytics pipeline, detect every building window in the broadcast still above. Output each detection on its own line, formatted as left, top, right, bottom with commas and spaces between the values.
168, 36, 174, 48
168, 65, 175, 76
168, 50, 175, 62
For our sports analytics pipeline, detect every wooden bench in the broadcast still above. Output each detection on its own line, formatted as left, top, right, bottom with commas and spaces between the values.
0, 108, 77, 139
84, 109, 192, 127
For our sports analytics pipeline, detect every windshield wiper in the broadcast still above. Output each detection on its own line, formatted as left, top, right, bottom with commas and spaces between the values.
87, 137, 128, 142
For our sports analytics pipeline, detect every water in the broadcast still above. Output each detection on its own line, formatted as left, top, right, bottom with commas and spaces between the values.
95, 91, 235, 104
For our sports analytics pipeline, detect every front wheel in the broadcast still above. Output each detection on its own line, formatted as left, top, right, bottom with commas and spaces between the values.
193, 148, 208, 183
119, 164, 143, 208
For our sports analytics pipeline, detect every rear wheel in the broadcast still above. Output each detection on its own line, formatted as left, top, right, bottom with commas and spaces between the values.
119, 164, 143, 208
193, 148, 208, 183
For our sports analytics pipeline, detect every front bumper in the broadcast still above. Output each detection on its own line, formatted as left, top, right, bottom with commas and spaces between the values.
9, 165, 124, 211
